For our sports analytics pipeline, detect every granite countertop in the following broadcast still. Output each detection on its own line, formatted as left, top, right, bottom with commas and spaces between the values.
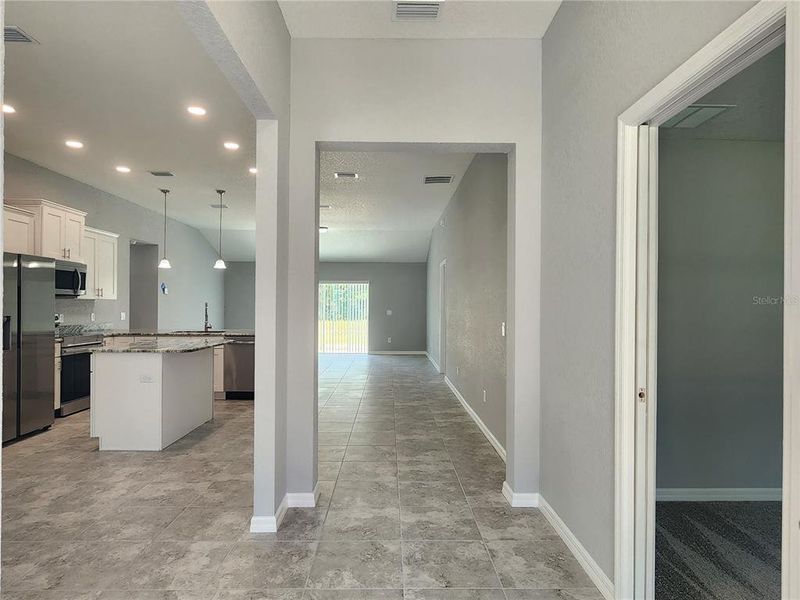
55, 326, 254, 339
91, 337, 230, 354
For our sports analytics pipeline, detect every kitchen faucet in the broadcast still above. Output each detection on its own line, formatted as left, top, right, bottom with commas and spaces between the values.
204, 302, 212, 332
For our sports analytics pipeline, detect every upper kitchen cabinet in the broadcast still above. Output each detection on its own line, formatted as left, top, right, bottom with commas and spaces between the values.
4, 206, 35, 254
83, 227, 118, 300
5, 198, 87, 262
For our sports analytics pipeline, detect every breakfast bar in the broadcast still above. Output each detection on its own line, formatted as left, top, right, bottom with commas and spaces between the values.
89, 337, 228, 451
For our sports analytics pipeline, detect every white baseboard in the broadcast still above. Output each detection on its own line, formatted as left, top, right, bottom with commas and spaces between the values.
426, 352, 441, 372
287, 482, 321, 507
539, 496, 614, 600
369, 350, 427, 355
656, 487, 782, 502
502, 481, 539, 507
444, 375, 506, 462
249, 494, 288, 533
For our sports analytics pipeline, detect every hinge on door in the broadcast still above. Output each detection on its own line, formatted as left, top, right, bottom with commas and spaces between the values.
638, 387, 647, 403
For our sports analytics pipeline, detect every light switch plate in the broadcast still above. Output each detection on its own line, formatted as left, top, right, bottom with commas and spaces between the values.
90, 313, 95, 322
120, 312, 126, 321
386, 309, 392, 316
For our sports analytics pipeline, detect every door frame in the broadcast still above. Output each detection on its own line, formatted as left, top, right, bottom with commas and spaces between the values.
438, 258, 447, 374
614, 2, 799, 599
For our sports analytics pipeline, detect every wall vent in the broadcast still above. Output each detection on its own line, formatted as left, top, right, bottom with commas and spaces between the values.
149, 170, 174, 177
424, 175, 453, 185
209, 203, 229, 209
334, 172, 359, 179
5, 26, 39, 43
394, 1, 441, 21
662, 104, 735, 128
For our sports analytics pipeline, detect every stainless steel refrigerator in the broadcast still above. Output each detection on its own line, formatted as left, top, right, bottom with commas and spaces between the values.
3, 253, 55, 442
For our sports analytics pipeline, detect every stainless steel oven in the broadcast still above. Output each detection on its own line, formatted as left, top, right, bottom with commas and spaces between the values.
55, 260, 87, 297
58, 334, 102, 416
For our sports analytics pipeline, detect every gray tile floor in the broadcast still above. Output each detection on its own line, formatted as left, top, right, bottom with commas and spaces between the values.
2, 354, 600, 599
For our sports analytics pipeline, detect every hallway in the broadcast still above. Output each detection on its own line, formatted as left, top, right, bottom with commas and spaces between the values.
1, 354, 599, 598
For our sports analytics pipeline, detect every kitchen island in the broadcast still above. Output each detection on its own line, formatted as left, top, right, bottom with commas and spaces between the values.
90, 337, 228, 451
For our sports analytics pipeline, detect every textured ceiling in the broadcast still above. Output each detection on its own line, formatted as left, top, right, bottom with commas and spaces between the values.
278, 0, 561, 39
661, 44, 784, 142
319, 151, 475, 261
4, 1, 256, 259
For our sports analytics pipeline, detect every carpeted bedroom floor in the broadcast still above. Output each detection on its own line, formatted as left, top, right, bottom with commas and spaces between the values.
655, 501, 781, 600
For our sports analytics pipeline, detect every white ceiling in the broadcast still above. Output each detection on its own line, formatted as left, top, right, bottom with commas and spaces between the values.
278, 0, 561, 39
319, 150, 474, 262
4, 1, 257, 259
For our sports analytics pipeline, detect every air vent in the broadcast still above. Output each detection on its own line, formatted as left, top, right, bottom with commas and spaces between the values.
209, 204, 229, 209
394, 1, 441, 20
662, 104, 735, 128
334, 172, 359, 180
149, 170, 174, 177
5, 26, 38, 43
424, 175, 453, 185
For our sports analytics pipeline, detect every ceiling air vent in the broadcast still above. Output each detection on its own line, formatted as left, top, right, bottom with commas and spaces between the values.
662, 104, 735, 128
5, 26, 39, 43
394, 1, 441, 21
334, 172, 359, 180
149, 170, 174, 177
424, 175, 453, 185
209, 204, 229, 209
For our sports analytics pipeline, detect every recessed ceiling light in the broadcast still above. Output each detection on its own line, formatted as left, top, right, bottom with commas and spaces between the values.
223, 141, 239, 150
115, 165, 131, 173
249, 167, 257, 174
65, 140, 84, 149
319, 226, 329, 233
3, 104, 15, 114
334, 172, 358, 179
187, 106, 206, 116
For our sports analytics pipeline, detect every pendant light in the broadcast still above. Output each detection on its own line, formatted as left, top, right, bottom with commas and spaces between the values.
213, 189, 227, 270
158, 189, 172, 269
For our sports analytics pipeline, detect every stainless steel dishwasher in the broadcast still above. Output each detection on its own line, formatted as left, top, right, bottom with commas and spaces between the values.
223, 336, 254, 399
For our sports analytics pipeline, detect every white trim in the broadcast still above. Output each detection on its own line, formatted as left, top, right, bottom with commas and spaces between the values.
540, 496, 615, 600
614, 3, 798, 599
368, 350, 426, 355
656, 488, 782, 502
502, 480, 539, 508
444, 375, 506, 462
438, 258, 447, 375
286, 482, 321, 507
426, 352, 441, 372
249, 494, 288, 533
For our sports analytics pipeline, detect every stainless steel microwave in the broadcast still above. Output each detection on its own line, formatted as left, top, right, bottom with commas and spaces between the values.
55, 260, 87, 297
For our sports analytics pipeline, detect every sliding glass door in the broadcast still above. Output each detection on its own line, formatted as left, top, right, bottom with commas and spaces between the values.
318, 282, 369, 353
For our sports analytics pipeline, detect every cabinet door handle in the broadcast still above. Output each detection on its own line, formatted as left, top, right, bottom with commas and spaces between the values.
67, 248, 71, 259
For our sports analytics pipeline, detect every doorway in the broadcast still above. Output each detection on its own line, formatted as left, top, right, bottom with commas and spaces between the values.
614, 4, 799, 599
129, 241, 158, 330
439, 258, 447, 374
318, 281, 369, 353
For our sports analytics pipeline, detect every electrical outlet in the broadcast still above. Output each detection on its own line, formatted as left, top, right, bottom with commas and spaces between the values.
387, 337, 392, 344
483, 389, 487, 403
90, 313, 95, 322
139, 374, 154, 384
120, 312, 126, 321
386, 309, 392, 316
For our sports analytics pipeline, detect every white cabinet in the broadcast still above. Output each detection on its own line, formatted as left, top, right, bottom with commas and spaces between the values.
83, 227, 118, 300
4, 206, 35, 254
213, 346, 225, 397
5, 198, 86, 261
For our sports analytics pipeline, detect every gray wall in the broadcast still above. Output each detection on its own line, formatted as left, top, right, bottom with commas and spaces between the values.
5, 153, 224, 330
129, 243, 159, 330
657, 138, 783, 489
427, 153, 507, 446
224, 261, 255, 330
540, 0, 757, 578
319, 262, 427, 353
